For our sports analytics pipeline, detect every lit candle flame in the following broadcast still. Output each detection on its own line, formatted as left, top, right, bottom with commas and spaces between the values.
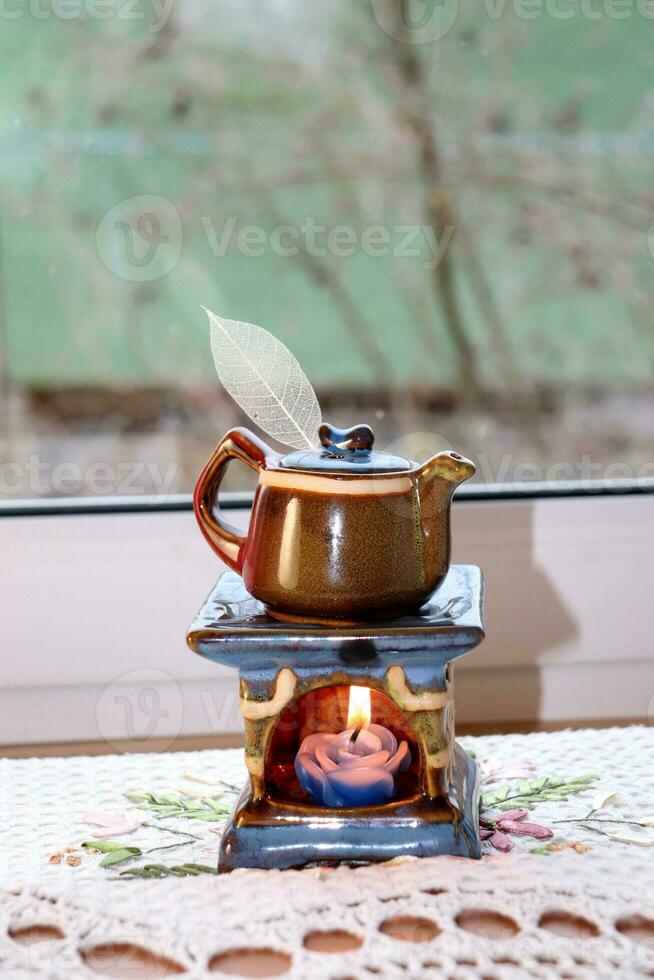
347, 685, 371, 729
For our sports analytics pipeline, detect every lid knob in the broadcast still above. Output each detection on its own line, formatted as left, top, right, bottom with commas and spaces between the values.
319, 422, 375, 455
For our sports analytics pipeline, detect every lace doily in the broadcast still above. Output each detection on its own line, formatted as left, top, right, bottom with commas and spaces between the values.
2, 727, 653, 979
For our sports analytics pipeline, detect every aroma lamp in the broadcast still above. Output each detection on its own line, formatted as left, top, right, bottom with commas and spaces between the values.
187, 564, 484, 872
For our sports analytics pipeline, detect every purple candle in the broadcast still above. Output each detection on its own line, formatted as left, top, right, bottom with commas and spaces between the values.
294, 687, 411, 807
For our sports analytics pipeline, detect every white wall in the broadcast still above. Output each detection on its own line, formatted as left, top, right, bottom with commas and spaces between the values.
1, 494, 652, 745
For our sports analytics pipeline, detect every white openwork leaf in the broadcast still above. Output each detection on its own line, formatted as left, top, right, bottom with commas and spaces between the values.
206, 310, 322, 450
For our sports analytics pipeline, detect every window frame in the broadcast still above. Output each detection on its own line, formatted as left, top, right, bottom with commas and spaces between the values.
1, 476, 654, 519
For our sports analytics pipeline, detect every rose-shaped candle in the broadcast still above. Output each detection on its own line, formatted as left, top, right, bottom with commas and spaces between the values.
294, 686, 411, 807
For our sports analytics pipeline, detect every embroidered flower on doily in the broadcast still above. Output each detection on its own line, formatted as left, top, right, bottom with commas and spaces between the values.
478, 755, 537, 784
480, 809, 554, 852
83, 810, 148, 839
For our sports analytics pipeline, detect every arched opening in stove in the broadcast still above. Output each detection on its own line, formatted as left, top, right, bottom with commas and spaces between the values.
266, 684, 421, 806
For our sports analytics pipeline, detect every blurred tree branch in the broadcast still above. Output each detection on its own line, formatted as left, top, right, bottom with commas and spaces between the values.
371, 0, 488, 406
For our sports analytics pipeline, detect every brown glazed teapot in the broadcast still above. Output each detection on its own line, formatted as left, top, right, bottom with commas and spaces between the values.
194, 422, 475, 624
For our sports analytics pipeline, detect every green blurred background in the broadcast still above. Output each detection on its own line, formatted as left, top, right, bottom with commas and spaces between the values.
1, 0, 653, 495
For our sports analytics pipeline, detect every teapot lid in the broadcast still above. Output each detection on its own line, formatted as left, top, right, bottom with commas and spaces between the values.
279, 423, 411, 474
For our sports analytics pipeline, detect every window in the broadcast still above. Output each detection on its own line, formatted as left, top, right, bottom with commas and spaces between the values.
1, 0, 652, 502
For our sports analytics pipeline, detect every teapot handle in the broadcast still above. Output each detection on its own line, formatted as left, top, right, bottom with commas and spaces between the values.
193, 427, 277, 573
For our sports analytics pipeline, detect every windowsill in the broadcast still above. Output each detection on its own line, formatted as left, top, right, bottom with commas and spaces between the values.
2, 493, 653, 745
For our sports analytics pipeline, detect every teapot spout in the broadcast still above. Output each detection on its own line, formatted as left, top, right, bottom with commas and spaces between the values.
415, 450, 476, 596
416, 450, 476, 494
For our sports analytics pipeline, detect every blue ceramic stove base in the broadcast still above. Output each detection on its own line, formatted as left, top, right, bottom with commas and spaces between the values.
218, 744, 480, 872
187, 566, 485, 873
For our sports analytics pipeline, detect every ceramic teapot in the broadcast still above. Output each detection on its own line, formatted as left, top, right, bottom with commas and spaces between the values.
194, 422, 475, 623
